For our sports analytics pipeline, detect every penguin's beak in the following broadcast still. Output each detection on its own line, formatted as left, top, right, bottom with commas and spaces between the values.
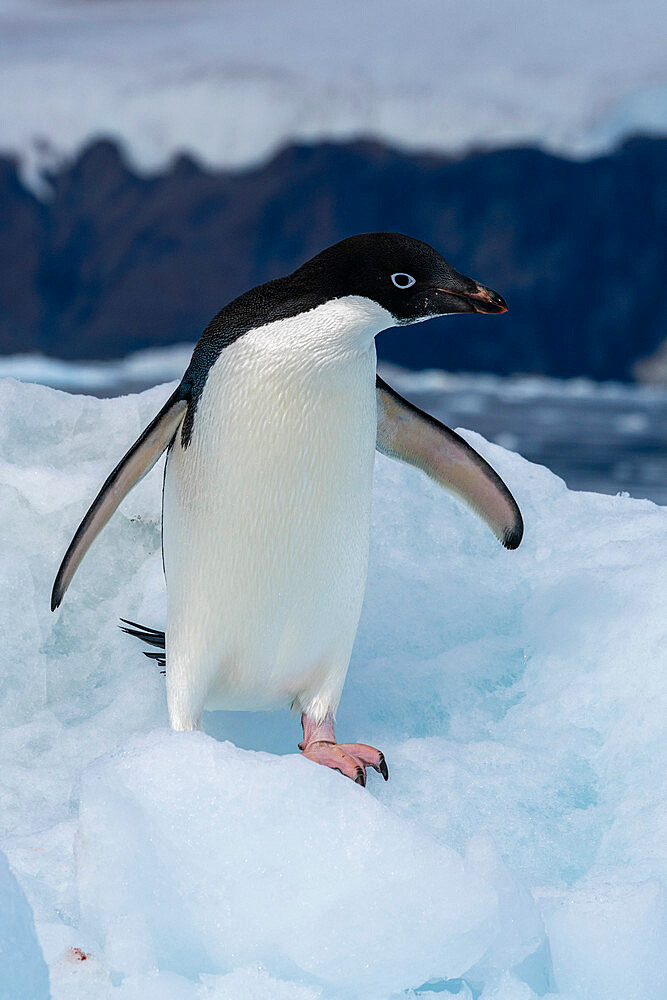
436, 282, 508, 315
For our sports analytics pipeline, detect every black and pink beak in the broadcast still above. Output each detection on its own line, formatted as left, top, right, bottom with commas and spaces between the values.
436, 281, 508, 315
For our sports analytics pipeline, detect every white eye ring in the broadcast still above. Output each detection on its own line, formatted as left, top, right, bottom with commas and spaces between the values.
391, 272, 416, 289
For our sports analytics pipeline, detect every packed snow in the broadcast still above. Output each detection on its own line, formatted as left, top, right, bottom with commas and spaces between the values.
0, 375, 666, 998
1, 0, 666, 190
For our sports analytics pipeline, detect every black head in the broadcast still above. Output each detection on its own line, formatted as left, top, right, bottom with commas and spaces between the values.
178, 233, 506, 448
292, 232, 507, 324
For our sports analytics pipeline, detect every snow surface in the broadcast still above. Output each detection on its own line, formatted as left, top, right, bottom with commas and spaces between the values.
0, 375, 666, 998
1, 0, 666, 190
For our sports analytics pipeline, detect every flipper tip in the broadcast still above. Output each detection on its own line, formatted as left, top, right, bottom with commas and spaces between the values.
501, 516, 524, 550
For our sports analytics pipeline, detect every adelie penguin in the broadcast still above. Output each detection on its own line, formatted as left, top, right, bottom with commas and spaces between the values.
52, 233, 523, 786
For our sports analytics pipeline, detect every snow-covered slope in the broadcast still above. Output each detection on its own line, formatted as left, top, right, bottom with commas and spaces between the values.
0, 377, 666, 998
1, 0, 666, 189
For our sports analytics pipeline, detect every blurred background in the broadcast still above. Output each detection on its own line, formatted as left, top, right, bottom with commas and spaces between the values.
1, 0, 666, 498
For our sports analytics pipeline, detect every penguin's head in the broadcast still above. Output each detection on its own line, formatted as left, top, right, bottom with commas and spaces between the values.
294, 232, 507, 327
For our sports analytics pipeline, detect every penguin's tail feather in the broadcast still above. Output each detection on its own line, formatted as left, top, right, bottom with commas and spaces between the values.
119, 619, 166, 671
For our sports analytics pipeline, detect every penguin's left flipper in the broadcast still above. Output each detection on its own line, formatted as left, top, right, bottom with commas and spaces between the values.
51, 390, 188, 611
376, 376, 523, 549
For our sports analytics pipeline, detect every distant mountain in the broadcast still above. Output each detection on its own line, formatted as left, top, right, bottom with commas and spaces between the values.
4, 0, 667, 184
0, 136, 665, 379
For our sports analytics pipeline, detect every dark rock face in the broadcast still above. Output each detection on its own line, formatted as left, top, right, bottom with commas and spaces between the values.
0, 136, 665, 378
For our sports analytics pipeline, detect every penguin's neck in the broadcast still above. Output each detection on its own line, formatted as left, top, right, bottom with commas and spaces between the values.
249, 295, 394, 367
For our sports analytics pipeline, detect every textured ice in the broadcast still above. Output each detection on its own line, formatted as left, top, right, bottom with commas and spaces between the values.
0, 849, 49, 1000
1, 0, 666, 190
0, 376, 665, 998
539, 881, 667, 1000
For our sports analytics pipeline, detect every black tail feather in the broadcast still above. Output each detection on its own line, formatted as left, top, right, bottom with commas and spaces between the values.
120, 619, 166, 670
142, 649, 166, 663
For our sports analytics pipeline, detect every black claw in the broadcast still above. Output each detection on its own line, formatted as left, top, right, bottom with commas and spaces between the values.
354, 769, 366, 787
379, 756, 389, 781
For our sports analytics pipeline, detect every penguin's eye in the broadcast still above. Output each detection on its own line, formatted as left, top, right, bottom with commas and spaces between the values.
391, 272, 416, 289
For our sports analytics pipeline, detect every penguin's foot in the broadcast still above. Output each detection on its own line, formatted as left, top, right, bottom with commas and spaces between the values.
299, 713, 388, 786
300, 741, 388, 786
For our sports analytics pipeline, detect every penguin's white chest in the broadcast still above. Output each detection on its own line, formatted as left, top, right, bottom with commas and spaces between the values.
162, 298, 391, 725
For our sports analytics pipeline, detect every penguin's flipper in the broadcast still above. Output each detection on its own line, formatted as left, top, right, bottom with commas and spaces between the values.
51, 391, 188, 610
376, 376, 523, 549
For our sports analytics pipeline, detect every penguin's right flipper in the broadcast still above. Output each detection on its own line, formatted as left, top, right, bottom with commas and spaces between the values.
376, 376, 523, 549
51, 391, 188, 611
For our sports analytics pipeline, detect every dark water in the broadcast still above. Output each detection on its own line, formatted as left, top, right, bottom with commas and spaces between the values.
386, 370, 667, 506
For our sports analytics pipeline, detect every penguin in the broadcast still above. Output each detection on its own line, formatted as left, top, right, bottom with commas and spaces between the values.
52, 233, 523, 786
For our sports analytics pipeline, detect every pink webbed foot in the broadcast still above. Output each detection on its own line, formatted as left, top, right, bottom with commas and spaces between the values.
299, 714, 388, 787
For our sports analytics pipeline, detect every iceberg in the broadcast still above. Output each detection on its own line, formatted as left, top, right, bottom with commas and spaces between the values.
0, 376, 665, 998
